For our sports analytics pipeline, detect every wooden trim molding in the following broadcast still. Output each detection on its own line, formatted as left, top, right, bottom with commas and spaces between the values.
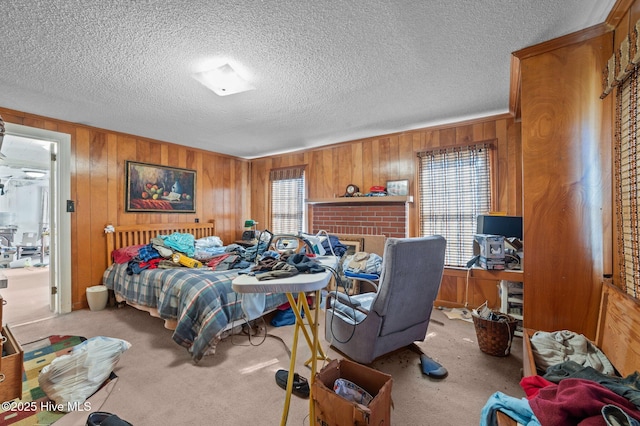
509, 21, 614, 123
606, 0, 635, 30
306, 196, 413, 204
513, 23, 612, 60
508, 55, 521, 121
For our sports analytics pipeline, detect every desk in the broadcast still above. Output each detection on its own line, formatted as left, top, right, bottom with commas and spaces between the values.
470, 266, 524, 335
232, 255, 338, 426
469, 266, 523, 282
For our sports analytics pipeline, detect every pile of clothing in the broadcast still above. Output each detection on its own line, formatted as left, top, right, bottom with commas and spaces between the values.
250, 251, 325, 281
121, 233, 251, 274
342, 251, 382, 276
480, 330, 640, 425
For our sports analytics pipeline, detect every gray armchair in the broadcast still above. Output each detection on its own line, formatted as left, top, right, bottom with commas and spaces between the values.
325, 236, 446, 364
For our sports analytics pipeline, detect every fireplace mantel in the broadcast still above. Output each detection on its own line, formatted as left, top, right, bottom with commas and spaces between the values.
309, 196, 410, 237
306, 195, 413, 204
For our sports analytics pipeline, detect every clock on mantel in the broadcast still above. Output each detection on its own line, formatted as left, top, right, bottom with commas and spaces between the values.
345, 184, 359, 196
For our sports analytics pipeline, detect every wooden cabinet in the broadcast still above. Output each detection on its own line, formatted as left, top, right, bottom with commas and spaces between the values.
0, 294, 24, 403
517, 31, 612, 338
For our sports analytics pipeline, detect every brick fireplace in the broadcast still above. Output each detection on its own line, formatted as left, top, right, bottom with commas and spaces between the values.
309, 199, 410, 238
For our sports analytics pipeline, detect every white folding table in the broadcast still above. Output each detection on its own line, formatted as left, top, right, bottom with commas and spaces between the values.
232, 255, 338, 426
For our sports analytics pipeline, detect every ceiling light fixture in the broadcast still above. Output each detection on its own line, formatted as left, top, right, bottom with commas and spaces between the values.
193, 63, 255, 96
24, 170, 45, 178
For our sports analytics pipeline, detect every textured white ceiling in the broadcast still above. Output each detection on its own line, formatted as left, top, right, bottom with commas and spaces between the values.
0, 0, 616, 159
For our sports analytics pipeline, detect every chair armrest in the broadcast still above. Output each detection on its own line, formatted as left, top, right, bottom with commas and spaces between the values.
327, 291, 361, 308
351, 277, 379, 293
327, 292, 370, 323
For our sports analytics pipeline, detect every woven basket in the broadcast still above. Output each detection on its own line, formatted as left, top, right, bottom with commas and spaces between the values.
472, 312, 518, 357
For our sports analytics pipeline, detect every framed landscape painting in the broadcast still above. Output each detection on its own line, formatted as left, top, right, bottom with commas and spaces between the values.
125, 161, 196, 213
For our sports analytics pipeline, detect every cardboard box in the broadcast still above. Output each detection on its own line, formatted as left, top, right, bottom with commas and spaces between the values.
312, 358, 392, 426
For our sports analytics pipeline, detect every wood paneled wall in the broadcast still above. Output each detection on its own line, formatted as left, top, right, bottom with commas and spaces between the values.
518, 32, 612, 338
0, 104, 522, 312
251, 114, 523, 309
0, 107, 250, 310
251, 115, 522, 231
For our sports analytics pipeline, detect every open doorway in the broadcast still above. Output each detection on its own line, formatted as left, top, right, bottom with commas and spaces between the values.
1, 124, 71, 326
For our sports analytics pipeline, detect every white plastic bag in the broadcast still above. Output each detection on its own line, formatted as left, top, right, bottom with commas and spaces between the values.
38, 336, 131, 411
333, 378, 374, 406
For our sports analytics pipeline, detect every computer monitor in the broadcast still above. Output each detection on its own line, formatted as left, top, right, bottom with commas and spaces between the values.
476, 215, 523, 240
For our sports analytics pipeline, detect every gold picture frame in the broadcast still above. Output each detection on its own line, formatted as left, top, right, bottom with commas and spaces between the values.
125, 161, 196, 213
339, 239, 363, 256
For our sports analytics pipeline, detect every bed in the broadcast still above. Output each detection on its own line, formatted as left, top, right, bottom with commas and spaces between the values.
102, 222, 289, 362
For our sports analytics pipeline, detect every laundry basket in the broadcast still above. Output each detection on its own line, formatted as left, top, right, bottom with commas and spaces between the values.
472, 311, 518, 357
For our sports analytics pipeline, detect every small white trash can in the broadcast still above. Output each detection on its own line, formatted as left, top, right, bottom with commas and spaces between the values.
86, 285, 109, 311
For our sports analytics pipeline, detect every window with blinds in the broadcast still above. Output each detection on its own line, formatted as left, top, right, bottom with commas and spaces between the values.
418, 143, 493, 267
270, 167, 305, 234
615, 67, 640, 298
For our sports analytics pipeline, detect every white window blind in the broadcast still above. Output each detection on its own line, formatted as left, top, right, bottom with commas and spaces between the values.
270, 167, 305, 234
418, 143, 493, 267
615, 67, 640, 298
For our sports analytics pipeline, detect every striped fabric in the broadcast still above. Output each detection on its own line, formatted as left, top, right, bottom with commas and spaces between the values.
102, 264, 288, 361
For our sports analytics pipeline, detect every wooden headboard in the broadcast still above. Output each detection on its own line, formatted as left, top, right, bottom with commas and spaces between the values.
105, 222, 216, 266
596, 282, 640, 377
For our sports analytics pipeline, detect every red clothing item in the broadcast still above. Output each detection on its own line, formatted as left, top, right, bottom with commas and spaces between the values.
111, 244, 145, 264
529, 378, 640, 426
206, 253, 232, 269
520, 375, 555, 399
139, 257, 161, 270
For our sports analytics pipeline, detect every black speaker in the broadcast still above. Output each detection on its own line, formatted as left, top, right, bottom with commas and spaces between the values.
242, 230, 257, 241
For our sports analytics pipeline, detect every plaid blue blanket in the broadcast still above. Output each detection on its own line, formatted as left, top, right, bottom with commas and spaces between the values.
102, 264, 288, 361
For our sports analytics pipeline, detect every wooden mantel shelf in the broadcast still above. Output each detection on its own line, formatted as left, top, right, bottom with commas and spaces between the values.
306, 195, 413, 204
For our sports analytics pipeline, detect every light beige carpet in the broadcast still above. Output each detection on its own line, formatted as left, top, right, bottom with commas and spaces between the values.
11, 305, 525, 425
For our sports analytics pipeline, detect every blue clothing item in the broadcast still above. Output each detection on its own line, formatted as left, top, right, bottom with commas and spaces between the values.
260, 250, 281, 259
244, 240, 269, 262
159, 232, 195, 257
480, 392, 541, 426
126, 259, 151, 275
322, 235, 347, 257
345, 271, 380, 281
286, 253, 325, 273
138, 244, 160, 262
270, 307, 304, 327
